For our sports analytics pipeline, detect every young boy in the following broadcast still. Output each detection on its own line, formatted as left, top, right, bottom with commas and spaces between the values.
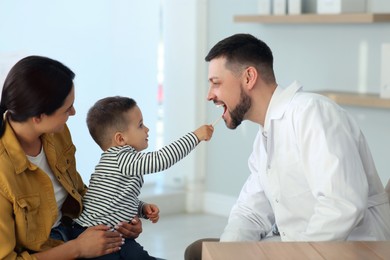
72, 96, 214, 259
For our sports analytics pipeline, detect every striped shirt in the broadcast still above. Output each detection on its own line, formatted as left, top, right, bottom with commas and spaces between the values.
75, 132, 198, 227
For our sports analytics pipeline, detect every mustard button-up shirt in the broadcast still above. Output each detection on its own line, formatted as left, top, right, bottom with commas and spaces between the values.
0, 120, 87, 260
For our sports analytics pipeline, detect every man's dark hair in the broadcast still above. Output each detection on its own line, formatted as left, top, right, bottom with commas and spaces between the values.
205, 33, 275, 83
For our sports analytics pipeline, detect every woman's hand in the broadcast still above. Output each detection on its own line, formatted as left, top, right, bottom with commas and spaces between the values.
74, 225, 124, 258
115, 216, 143, 239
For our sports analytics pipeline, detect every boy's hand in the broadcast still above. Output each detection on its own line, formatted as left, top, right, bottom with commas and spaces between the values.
193, 125, 214, 141
143, 203, 160, 223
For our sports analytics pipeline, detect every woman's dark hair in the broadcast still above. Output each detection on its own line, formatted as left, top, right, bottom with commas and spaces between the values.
0, 55, 75, 137
87, 96, 137, 150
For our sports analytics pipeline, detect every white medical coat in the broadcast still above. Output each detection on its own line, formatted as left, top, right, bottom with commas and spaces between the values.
221, 81, 390, 242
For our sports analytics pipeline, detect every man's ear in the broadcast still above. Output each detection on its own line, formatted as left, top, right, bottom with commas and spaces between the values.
114, 132, 126, 146
244, 66, 257, 90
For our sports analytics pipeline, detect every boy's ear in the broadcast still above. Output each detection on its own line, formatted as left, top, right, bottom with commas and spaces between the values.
114, 132, 126, 146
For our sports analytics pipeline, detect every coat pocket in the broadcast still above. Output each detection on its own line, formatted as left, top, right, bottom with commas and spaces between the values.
15, 194, 45, 243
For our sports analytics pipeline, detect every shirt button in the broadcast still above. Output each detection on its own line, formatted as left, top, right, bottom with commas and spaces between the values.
72, 189, 76, 194
57, 176, 61, 180
282, 232, 286, 236
275, 199, 279, 203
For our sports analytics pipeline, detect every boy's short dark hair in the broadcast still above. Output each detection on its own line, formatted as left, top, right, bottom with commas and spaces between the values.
87, 96, 137, 149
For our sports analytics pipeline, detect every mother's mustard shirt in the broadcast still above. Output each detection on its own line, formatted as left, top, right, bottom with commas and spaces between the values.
0, 120, 87, 260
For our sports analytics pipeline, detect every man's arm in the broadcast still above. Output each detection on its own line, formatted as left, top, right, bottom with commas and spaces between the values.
221, 131, 275, 241
294, 98, 368, 240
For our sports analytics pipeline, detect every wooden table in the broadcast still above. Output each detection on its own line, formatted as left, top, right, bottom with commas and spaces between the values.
202, 241, 390, 260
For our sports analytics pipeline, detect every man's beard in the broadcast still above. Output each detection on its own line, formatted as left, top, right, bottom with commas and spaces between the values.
228, 87, 251, 129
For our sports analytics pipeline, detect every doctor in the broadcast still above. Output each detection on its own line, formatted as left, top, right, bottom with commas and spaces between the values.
185, 33, 390, 260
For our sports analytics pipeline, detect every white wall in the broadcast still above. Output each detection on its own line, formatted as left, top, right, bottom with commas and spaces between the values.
0, 0, 159, 182
2, 0, 389, 212
161, 0, 209, 211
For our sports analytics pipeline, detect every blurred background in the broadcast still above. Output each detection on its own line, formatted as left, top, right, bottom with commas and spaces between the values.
1, 0, 390, 218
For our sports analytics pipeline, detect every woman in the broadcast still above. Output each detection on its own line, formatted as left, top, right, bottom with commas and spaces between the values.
0, 56, 142, 259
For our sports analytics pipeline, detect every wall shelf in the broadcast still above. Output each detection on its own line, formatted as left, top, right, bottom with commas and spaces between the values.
234, 13, 390, 24
318, 91, 390, 109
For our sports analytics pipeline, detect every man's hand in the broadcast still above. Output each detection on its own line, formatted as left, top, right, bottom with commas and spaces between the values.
115, 216, 143, 239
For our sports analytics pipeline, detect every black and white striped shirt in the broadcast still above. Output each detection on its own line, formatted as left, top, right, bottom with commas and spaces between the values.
75, 132, 198, 227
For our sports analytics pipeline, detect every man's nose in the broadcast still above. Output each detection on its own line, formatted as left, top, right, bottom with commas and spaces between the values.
206, 88, 215, 101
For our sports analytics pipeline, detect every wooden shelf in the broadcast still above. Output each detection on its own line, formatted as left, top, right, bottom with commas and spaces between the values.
234, 13, 390, 24
318, 91, 390, 109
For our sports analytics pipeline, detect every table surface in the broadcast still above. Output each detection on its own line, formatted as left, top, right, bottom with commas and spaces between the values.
202, 241, 390, 260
